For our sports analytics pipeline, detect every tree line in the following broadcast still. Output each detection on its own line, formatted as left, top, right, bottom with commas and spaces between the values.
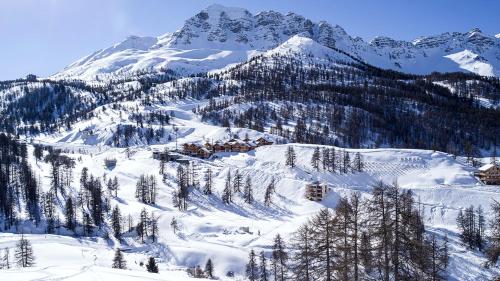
247, 182, 450, 281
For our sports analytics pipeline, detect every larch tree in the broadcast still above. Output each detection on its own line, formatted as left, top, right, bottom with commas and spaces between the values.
222, 171, 232, 204
233, 169, 243, 193
259, 251, 269, 281
203, 168, 213, 195
311, 147, 321, 171
244, 175, 254, 204
487, 200, 500, 264
1, 248, 10, 269
272, 234, 288, 281
291, 224, 313, 281
285, 146, 297, 168
264, 177, 276, 207
246, 249, 258, 281
14, 235, 35, 268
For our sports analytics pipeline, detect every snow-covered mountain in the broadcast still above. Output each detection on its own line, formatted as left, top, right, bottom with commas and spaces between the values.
53, 4, 500, 80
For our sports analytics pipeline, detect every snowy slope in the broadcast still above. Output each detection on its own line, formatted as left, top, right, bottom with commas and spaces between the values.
53, 5, 500, 80
2, 142, 499, 280
0, 96, 495, 280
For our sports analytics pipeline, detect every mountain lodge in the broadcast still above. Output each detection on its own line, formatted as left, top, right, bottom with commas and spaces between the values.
305, 181, 329, 201
477, 163, 500, 185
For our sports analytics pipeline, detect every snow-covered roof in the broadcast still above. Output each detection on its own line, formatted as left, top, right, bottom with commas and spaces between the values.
478, 163, 496, 171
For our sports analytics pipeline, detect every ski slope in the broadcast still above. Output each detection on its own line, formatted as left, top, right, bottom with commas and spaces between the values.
1, 140, 498, 280
0, 93, 497, 280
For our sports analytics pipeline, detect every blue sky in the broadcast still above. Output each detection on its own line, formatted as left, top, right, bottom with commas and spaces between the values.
1, 0, 498, 80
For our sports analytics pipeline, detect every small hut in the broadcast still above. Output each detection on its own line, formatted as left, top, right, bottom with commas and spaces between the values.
104, 158, 117, 169
256, 136, 273, 147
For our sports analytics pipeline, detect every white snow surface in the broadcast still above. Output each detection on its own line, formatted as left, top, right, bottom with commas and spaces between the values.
0, 98, 499, 280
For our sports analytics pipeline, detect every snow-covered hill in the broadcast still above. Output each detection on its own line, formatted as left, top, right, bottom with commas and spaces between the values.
2, 4, 500, 281
2, 141, 499, 280
53, 4, 500, 80
0, 95, 497, 280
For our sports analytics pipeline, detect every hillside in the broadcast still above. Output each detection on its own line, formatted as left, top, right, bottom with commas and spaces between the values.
0, 137, 499, 279
0, 4, 500, 281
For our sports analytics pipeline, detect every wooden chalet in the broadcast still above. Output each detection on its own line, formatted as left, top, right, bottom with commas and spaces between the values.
197, 147, 212, 158
180, 136, 275, 159
212, 141, 225, 152
305, 181, 328, 201
183, 143, 202, 156
256, 137, 273, 146
476, 163, 500, 185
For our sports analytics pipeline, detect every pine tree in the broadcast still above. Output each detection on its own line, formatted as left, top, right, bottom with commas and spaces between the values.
14, 235, 35, 268
44, 191, 56, 234
322, 148, 330, 171
244, 175, 253, 204
112, 176, 119, 197
285, 146, 297, 168
246, 249, 258, 281
64, 197, 76, 232
83, 212, 93, 236
233, 169, 243, 193
311, 147, 320, 171
177, 166, 189, 211
264, 177, 275, 207
146, 257, 159, 273
107, 178, 114, 196
112, 248, 127, 269
259, 251, 269, 281
204, 258, 214, 279
33, 145, 43, 163
111, 205, 122, 239
203, 168, 213, 195
222, 171, 232, 204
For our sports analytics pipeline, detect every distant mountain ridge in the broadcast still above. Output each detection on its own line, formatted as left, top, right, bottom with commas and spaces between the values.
54, 4, 500, 80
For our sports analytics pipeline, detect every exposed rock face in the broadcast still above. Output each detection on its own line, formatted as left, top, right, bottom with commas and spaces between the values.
55, 4, 500, 80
